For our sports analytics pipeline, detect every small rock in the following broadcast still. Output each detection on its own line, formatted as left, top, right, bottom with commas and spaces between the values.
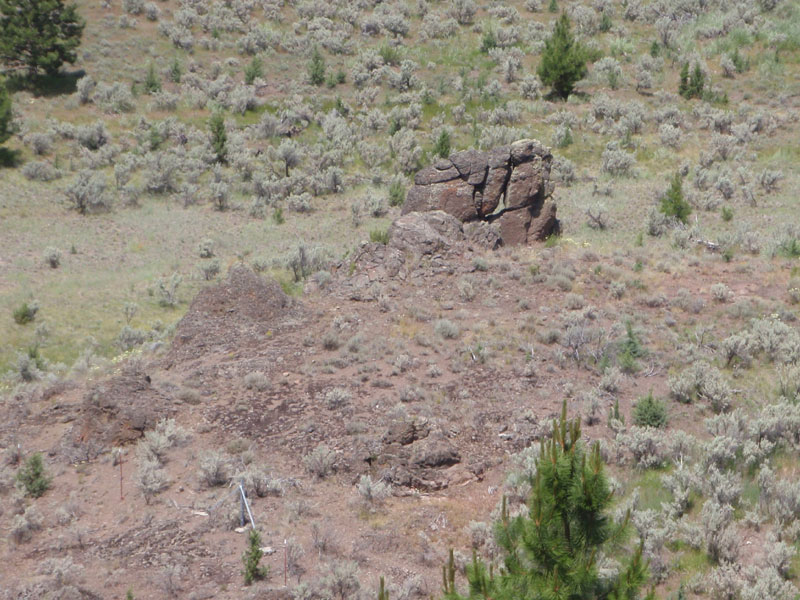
411, 438, 461, 468
388, 211, 465, 256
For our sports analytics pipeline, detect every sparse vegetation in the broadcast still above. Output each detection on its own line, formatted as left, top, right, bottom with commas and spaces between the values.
2, 0, 800, 596
304, 444, 336, 479
434, 319, 459, 340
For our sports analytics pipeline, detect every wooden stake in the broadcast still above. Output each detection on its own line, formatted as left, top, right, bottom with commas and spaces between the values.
119, 456, 124, 501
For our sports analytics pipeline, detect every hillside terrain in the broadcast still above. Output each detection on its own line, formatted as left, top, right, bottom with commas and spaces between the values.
2, 0, 800, 598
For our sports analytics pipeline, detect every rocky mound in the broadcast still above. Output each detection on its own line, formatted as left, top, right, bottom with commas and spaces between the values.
73, 363, 168, 451
166, 266, 295, 362
58, 269, 297, 453
333, 211, 502, 300
402, 139, 558, 245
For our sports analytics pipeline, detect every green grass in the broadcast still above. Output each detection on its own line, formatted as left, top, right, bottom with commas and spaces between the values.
671, 544, 711, 575
772, 2, 800, 53
634, 144, 658, 165
233, 102, 272, 126
738, 477, 761, 514
709, 28, 755, 56
558, 134, 604, 164
12, 302, 37, 325
412, 42, 486, 72
0, 182, 361, 373
777, 238, 800, 259
789, 542, 800, 579
271, 269, 305, 297
544, 233, 561, 248
764, 144, 800, 166
422, 99, 444, 121
369, 228, 390, 244
631, 468, 673, 512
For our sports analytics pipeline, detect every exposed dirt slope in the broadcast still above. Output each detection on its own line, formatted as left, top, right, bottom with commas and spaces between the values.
1, 227, 797, 599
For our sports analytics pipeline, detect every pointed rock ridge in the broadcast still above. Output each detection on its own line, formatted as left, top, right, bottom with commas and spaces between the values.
402, 140, 557, 245
166, 265, 294, 361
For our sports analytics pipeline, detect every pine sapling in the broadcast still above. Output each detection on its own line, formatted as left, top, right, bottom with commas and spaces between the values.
16, 452, 52, 498
244, 56, 263, 85
0, 77, 11, 145
242, 529, 269, 585
169, 58, 182, 83
144, 63, 161, 94
537, 13, 588, 100
433, 130, 451, 159
377, 575, 389, 600
678, 62, 690, 98
660, 172, 691, 223
443, 403, 653, 600
209, 112, 227, 163
309, 47, 325, 86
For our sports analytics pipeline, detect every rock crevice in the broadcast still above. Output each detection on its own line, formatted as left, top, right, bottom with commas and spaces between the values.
402, 139, 558, 245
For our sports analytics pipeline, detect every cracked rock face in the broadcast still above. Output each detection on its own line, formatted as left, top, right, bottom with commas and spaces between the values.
402, 139, 558, 245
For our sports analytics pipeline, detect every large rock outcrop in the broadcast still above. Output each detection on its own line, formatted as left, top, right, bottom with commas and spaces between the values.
402, 139, 558, 245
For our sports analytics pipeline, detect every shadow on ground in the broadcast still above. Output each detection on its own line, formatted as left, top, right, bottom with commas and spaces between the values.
6, 69, 84, 97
